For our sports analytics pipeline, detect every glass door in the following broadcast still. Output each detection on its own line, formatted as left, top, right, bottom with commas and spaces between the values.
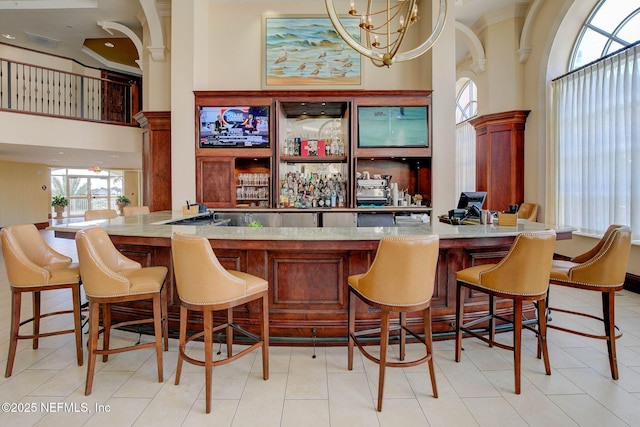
51, 168, 125, 218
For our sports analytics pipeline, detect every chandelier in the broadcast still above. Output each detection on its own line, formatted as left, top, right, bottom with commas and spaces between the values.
325, 0, 448, 67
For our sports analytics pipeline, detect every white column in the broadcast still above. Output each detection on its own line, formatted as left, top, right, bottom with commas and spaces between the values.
431, 0, 458, 215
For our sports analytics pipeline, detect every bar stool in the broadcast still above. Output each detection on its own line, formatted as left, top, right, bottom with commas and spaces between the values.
1, 224, 83, 377
455, 230, 556, 394
548, 224, 632, 379
122, 206, 150, 216
171, 232, 269, 414
84, 209, 118, 221
347, 235, 439, 412
517, 203, 538, 222
75, 226, 168, 395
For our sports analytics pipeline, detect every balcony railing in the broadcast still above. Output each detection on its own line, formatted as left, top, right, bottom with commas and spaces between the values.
0, 57, 140, 124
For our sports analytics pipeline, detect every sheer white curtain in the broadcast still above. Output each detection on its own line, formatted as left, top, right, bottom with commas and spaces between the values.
548, 44, 640, 239
455, 120, 476, 197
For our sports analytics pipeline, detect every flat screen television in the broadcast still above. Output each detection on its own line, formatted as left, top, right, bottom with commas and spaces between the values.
199, 106, 270, 148
457, 191, 487, 216
357, 106, 428, 148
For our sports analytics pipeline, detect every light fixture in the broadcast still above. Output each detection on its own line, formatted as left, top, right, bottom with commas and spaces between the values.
325, 0, 448, 67
2, 33, 16, 40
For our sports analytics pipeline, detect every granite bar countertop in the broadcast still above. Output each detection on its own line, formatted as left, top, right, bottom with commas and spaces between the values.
48, 210, 572, 241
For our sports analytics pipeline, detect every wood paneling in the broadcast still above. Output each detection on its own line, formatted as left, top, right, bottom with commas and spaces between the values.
99, 230, 571, 344
134, 111, 171, 212
197, 157, 234, 207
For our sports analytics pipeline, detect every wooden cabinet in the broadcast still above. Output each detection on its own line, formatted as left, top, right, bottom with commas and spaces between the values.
194, 91, 433, 209
134, 111, 171, 212
196, 157, 235, 208
470, 110, 529, 212
353, 94, 433, 206
197, 156, 271, 208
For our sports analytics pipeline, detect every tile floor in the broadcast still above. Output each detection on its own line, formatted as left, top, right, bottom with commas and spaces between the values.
0, 231, 639, 426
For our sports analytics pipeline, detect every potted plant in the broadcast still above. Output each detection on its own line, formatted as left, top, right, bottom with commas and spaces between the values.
116, 195, 131, 215
51, 194, 68, 219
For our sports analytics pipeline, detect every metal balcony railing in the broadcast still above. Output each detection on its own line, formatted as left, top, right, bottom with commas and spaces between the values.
0, 57, 140, 124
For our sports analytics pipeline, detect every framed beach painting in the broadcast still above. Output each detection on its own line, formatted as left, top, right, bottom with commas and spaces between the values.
263, 16, 362, 88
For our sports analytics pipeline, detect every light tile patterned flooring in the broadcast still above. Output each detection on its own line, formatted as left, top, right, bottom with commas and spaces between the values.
0, 231, 639, 426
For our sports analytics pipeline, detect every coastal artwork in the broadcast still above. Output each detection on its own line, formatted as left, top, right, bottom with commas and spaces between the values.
264, 17, 362, 87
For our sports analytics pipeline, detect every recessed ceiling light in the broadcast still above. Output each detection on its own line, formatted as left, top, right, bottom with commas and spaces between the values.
104, 42, 115, 48
2, 34, 16, 40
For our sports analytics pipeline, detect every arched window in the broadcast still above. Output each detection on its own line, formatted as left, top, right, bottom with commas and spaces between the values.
455, 78, 477, 124
455, 78, 478, 196
570, 0, 640, 70
549, 0, 640, 238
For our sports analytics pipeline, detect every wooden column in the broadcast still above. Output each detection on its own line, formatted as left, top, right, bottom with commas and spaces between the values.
470, 110, 529, 212
134, 111, 172, 212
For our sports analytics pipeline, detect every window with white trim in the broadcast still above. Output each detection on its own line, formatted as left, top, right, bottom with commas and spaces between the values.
570, 0, 640, 69
455, 78, 478, 197
550, 0, 640, 239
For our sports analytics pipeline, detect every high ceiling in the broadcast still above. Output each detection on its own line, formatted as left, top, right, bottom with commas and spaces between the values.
0, 0, 143, 73
0, 0, 530, 170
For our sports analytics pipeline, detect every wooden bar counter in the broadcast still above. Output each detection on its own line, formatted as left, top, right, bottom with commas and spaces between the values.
49, 211, 573, 344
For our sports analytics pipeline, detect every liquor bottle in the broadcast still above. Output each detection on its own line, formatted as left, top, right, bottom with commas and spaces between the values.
294, 137, 301, 156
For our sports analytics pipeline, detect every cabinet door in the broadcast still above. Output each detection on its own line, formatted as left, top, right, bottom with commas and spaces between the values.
197, 157, 235, 208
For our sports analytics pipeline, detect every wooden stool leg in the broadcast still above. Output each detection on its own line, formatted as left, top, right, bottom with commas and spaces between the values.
347, 290, 356, 371
399, 312, 406, 361
161, 284, 169, 351
513, 299, 523, 394
537, 296, 551, 375
175, 305, 187, 386
204, 308, 213, 414
602, 290, 619, 380
226, 308, 233, 357
85, 301, 100, 395
261, 294, 269, 380
377, 310, 390, 412
488, 294, 495, 347
32, 291, 41, 349
5, 289, 22, 377
455, 282, 464, 362
102, 303, 111, 363
424, 306, 438, 398
152, 293, 163, 383
72, 285, 83, 366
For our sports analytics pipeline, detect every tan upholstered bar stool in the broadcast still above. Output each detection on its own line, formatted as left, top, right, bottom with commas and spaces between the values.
1, 224, 83, 377
517, 203, 538, 222
347, 235, 439, 412
548, 224, 632, 380
455, 230, 556, 394
75, 226, 168, 395
84, 209, 118, 221
122, 206, 150, 216
171, 232, 269, 414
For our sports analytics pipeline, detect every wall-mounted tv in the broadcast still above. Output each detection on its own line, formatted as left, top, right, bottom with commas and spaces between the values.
199, 106, 270, 148
357, 106, 428, 148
